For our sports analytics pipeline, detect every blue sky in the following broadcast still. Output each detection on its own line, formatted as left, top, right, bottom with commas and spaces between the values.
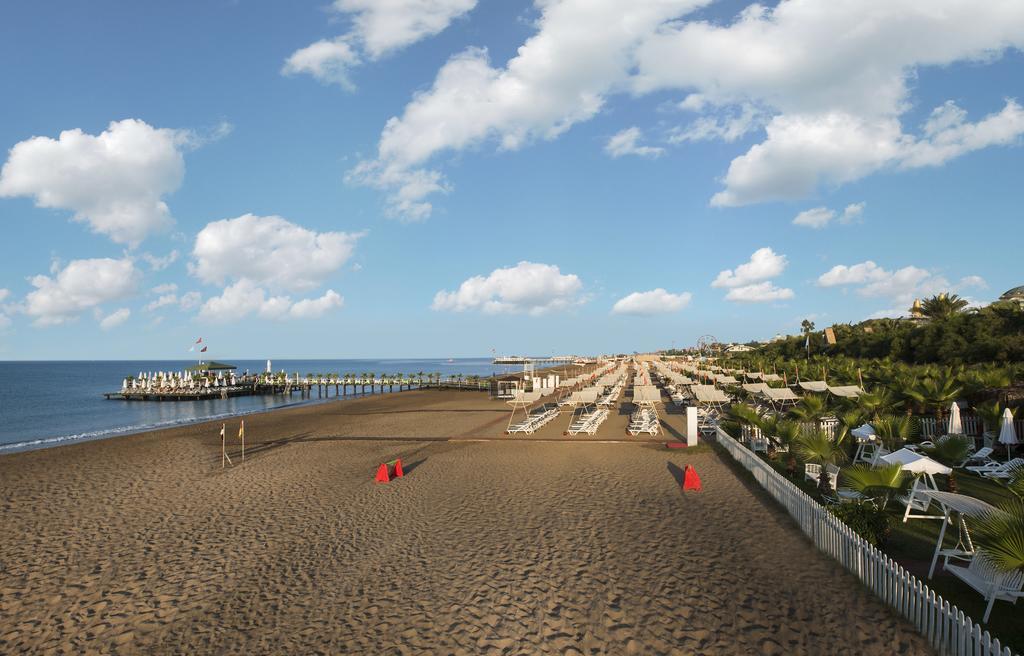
0, 0, 1021, 359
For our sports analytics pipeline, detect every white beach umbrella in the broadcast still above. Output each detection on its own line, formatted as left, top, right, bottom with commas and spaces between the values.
999, 408, 1018, 458
947, 402, 963, 435
851, 424, 877, 441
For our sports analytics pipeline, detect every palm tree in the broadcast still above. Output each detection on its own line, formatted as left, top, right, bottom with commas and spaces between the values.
839, 463, 911, 510
790, 394, 829, 424
975, 400, 1005, 445
916, 293, 970, 320
794, 431, 847, 494
857, 389, 901, 419
972, 498, 1024, 584
906, 373, 961, 425
872, 414, 918, 451
416, 371, 425, 388
923, 435, 973, 493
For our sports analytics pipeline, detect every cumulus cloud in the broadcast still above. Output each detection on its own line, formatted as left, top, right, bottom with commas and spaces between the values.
191, 214, 356, 323
351, 0, 709, 219
24, 257, 140, 325
712, 247, 787, 288
0, 119, 190, 246
198, 280, 343, 322
99, 308, 131, 330
191, 214, 363, 292
612, 289, 691, 315
348, 0, 1024, 215
793, 202, 865, 229
605, 127, 664, 158
432, 261, 584, 315
724, 281, 794, 303
0, 288, 8, 303
284, 0, 477, 88
282, 38, 360, 89
818, 260, 987, 306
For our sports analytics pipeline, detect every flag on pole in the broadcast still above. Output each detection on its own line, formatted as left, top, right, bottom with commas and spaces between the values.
200, 346, 208, 353
805, 334, 810, 358
239, 421, 245, 461
189, 337, 203, 352
196, 337, 203, 344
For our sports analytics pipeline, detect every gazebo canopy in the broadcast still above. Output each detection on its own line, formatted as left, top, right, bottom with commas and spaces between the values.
186, 361, 237, 372
881, 448, 952, 475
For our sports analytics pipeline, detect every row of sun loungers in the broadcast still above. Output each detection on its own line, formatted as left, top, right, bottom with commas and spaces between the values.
628, 407, 659, 436
567, 408, 610, 435
507, 404, 560, 434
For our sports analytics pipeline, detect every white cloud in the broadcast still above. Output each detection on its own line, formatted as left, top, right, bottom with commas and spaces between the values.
432, 261, 583, 315
0, 119, 188, 246
605, 127, 664, 158
284, 0, 477, 88
0, 288, 10, 328
612, 289, 691, 315
198, 280, 343, 322
151, 283, 177, 294
793, 202, 865, 229
712, 247, 787, 288
669, 102, 765, 143
724, 281, 794, 303
144, 294, 178, 312
818, 260, 987, 305
0, 288, 8, 303
178, 291, 201, 310
99, 308, 130, 330
351, 0, 709, 219
282, 38, 360, 89
191, 214, 362, 292
24, 257, 140, 325
141, 250, 179, 271
288, 290, 344, 318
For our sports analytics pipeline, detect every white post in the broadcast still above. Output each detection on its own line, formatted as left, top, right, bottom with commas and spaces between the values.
686, 406, 698, 447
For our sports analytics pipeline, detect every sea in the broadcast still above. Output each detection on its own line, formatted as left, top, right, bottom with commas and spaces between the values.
0, 358, 517, 453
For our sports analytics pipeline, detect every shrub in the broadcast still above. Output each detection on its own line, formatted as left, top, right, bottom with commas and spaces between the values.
828, 501, 894, 547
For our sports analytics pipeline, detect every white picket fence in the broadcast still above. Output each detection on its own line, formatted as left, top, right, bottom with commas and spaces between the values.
713, 426, 1019, 656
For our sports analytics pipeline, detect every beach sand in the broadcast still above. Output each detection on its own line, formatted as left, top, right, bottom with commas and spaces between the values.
0, 389, 930, 654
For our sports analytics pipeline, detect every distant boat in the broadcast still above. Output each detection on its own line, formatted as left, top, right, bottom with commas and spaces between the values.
447, 358, 455, 363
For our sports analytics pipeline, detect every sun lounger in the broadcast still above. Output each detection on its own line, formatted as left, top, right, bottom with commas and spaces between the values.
944, 549, 1024, 622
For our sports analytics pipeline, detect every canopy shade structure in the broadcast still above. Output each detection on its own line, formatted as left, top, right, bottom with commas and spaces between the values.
798, 381, 829, 393
851, 424, 877, 440
761, 373, 783, 382
186, 361, 237, 372
742, 383, 769, 395
919, 490, 1007, 579
716, 375, 740, 385
827, 385, 864, 398
507, 390, 543, 406
882, 448, 953, 475
763, 387, 800, 402
744, 372, 763, 380
882, 448, 953, 522
691, 385, 730, 404
999, 408, 1018, 446
633, 386, 661, 404
948, 402, 963, 435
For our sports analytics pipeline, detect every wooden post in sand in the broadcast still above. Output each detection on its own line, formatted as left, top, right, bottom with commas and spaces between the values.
221, 423, 232, 469
239, 420, 245, 462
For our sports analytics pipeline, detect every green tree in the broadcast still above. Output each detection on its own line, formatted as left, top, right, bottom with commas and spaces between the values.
917, 293, 970, 320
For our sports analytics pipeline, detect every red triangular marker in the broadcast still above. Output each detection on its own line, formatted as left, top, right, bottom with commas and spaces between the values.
393, 459, 404, 478
374, 463, 390, 483
683, 464, 702, 492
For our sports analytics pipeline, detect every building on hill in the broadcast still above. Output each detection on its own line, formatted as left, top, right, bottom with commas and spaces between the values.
999, 286, 1024, 304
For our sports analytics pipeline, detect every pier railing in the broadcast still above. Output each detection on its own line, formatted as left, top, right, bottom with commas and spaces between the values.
712, 426, 1018, 656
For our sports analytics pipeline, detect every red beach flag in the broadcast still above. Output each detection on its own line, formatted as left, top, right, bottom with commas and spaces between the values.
196, 337, 203, 343
200, 346, 208, 352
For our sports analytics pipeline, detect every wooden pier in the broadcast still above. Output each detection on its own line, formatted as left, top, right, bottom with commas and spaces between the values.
105, 375, 491, 402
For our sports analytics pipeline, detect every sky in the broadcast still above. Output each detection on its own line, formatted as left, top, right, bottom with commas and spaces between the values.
0, 0, 1021, 360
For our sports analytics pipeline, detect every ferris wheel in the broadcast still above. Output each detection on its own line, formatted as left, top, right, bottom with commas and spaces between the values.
696, 334, 718, 358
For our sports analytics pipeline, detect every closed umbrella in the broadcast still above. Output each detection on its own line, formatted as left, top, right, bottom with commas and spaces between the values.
998, 407, 1018, 459
947, 402, 962, 435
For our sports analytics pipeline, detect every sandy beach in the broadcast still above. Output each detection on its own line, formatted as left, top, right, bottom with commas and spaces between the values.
0, 389, 930, 654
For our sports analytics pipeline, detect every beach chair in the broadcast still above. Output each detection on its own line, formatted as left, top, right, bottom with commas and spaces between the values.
966, 457, 1024, 478
944, 550, 1024, 622
959, 446, 995, 469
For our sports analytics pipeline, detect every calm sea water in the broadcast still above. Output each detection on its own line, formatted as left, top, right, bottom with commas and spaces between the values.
0, 359, 515, 453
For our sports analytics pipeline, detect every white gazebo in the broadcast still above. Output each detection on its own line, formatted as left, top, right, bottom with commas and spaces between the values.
880, 448, 952, 522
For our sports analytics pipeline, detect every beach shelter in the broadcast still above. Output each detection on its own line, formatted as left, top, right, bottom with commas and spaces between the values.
797, 380, 829, 393
827, 385, 864, 398
999, 407, 1018, 459
947, 402, 963, 435
881, 448, 952, 522
762, 386, 801, 411
920, 490, 1004, 578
